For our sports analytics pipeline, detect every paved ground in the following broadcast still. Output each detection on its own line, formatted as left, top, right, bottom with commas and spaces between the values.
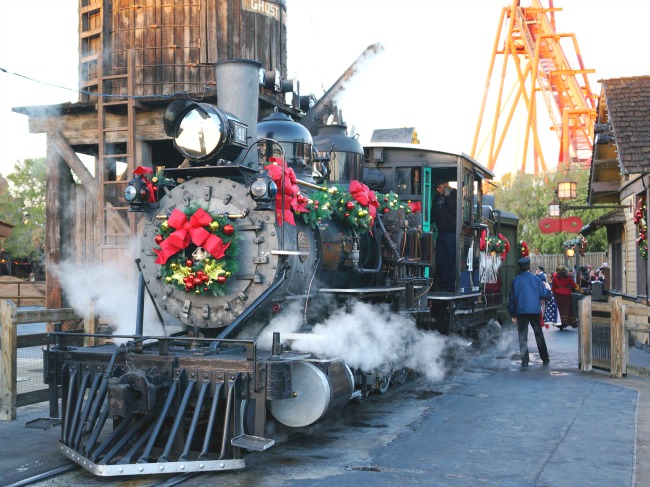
1, 324, 649, 486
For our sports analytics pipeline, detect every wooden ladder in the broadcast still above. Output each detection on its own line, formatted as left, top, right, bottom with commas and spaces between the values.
96, 49, 140, 265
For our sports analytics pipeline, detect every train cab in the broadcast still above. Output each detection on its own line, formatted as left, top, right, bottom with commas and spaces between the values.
361, 142, 514, 336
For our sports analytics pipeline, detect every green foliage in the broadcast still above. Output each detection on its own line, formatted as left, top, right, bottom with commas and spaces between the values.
0, 158, 46, 262
492, 169, 608, 254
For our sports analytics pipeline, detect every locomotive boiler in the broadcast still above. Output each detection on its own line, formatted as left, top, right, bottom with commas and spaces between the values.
43, 59, 516, 476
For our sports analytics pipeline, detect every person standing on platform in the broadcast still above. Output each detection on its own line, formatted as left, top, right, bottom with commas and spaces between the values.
431, 181, 457, 292
551, 264, 583, 329
508, 257, 551, 367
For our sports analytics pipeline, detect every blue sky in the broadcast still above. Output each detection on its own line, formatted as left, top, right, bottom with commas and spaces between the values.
0, 0, 648, 179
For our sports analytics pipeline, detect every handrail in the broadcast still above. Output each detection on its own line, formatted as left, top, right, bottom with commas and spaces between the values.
0, 299, 81, 420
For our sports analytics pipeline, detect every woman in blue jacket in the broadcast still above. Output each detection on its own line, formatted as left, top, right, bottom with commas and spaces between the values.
508, 257, 552, 367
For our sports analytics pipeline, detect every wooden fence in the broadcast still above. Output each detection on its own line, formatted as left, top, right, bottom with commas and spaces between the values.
531, 252, 607, 274
579, 296, 650, 378
0, 280, 46, 307
0, 299, 81, 420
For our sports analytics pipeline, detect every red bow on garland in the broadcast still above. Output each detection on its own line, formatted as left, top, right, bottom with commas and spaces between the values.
265, 157, 308, 225
349, 180, 379, 219
154, 208, 230, 264
408, 201, 422, 213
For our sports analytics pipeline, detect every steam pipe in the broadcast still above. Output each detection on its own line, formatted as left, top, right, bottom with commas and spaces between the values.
299, 43, 384, 135
135, 272, 145, 336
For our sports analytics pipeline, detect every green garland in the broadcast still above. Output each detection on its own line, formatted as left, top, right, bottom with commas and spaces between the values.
295, 186, 410, 233
330, 185, 374, 232
296, 189, 334, 228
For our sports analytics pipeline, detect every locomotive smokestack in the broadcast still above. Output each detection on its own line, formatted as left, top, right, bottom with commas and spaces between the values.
300, 43, 385, 135
216, 59, 262, 167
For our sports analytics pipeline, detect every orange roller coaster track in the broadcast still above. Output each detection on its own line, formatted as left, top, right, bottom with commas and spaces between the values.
470, 0, 597, 177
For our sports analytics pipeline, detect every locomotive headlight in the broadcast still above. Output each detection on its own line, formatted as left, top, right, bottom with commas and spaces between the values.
124, 175, 149, 212
164, 99, 247, 164
250, 173, 277, 211
250, 179, 268, 198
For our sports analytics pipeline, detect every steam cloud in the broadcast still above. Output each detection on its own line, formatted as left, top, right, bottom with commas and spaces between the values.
51, 259, 167, 340
258, 300, 468, 383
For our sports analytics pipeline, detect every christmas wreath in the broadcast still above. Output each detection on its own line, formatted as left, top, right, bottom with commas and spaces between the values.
480, 230, 510, 260
634, 197, 648, 260
153, 205, 239, 295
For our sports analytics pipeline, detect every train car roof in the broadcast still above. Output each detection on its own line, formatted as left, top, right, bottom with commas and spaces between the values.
363, 142, 495, 181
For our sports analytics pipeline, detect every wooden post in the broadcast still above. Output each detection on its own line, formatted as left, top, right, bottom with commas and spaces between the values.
610, 296, 624, 378
0, 299, 18, 420
84, 298, 97, 347
578, 295, 592, 371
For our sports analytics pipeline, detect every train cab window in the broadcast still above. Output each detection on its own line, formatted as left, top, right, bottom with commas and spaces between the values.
395, 167, 422, 195
462, 170, 474, 224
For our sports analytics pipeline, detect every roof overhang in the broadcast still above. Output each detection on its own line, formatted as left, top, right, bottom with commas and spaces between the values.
580, 208, 626, 236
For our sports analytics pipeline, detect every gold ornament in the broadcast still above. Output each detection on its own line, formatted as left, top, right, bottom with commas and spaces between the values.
161, 221, 169, 231
209, 221, 220, 231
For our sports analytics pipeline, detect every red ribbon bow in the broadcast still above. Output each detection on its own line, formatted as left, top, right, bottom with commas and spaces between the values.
265, 157, 305, 225
408, 201, 422, 213
349, 180, 379, 219
154, 208, 230, 264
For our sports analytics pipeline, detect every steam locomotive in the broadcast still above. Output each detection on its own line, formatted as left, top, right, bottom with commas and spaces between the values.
43, 59, 518, 476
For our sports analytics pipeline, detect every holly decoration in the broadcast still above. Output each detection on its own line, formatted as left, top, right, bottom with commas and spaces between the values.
634, 197, 648, 260
153, 205, 239, 295
519, 240, 529, 258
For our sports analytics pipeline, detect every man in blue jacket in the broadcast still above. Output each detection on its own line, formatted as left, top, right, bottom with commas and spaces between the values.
508, 257, 551, 367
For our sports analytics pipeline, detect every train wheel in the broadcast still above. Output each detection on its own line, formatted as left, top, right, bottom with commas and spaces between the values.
394, 368, 408, 385
378, 374, 391, 394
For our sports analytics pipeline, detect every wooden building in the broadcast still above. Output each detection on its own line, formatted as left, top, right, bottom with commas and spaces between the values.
584, 76, 650, 302
13, 0, 294, 310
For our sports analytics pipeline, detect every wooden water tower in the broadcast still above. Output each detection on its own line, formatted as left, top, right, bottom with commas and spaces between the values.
15, 0, 294, 309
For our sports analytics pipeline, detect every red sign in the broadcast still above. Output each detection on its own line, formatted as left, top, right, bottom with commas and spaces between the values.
538, 216, 583, 234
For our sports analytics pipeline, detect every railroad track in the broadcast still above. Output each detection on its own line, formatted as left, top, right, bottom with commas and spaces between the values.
6, 464, 200, 487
